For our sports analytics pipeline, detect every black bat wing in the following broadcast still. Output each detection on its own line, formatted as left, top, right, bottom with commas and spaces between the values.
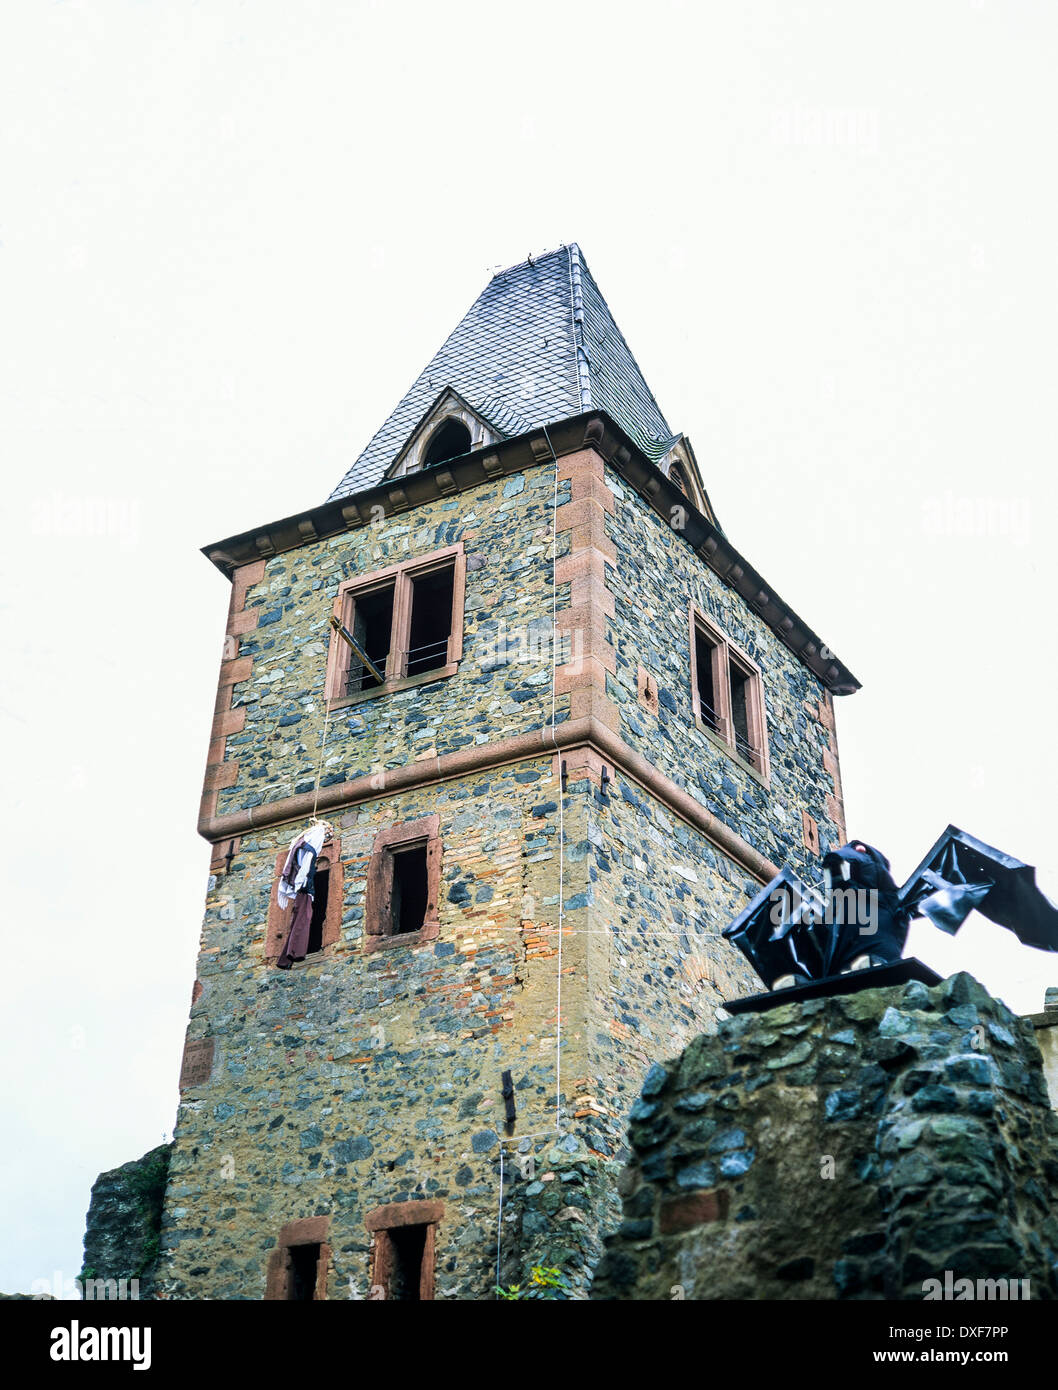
722, 868, 830, 988
897, 824, 1058, 952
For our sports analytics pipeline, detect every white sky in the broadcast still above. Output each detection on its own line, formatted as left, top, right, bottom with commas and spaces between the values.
2, 0, 1056, 1296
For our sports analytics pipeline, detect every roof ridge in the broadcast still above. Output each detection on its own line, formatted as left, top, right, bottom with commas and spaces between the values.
489, 243, 572, 282
567, 243, 593, 411
573, 246, 672, 447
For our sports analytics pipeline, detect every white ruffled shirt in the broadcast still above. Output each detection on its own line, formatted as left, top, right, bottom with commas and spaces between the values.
277, 823, 329, 910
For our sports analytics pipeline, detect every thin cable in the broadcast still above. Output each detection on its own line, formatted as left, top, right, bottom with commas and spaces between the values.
541, 424, 565, 1134
310, 696, 335, 824
492, 427, 569, 1292
495, 1143, 505, 1297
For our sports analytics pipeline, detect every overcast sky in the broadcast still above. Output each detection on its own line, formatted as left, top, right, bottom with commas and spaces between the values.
3, 0, 1056, 1296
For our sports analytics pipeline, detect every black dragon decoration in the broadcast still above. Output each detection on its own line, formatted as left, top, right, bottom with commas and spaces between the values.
723, 825, 1058, 992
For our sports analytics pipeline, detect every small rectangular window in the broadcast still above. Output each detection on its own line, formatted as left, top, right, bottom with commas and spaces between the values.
390, 843, 429, 934
694, 627, 720, 734
306, 867, 329, 954
265, 841, 343, 967
265, 1218, 331, 1300
326, 546, 466, 707
728, 659, 754, 762
406, 563, 455, 676
387, 1225, 428, 1301
288, 1243, 321, 1301
366, 1200, 442, 1302
364, 815, 441, 952
689, 607, 769, 780
347, 583, 395, 695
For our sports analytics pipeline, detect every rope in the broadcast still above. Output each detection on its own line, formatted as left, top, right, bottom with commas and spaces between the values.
310, 694, 335, 825
542, 424, 566, 1136
495, 1144, 504, 1296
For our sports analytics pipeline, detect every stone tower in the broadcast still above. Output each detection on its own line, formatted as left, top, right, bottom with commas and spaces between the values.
157, 244, 859, 1300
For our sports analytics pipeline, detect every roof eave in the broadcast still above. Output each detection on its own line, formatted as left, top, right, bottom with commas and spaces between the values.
201, 411, 860, 697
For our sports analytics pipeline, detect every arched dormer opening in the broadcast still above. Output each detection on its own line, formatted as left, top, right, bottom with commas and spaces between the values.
422, 419, 472, 469
668, 462, 689, 497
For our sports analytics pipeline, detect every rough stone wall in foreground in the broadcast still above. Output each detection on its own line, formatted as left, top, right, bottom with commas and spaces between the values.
592, 973, 1058, 1300
80, 1144, 172, 1298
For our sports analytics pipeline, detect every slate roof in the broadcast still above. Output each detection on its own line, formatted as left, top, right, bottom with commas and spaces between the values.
328, 244, 677, 501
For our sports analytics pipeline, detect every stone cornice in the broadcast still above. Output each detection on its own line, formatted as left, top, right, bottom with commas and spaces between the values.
198, 715, 781, 887
201, 411, 860, 696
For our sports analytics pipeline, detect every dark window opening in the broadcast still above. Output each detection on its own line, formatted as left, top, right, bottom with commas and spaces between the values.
729, 663, 753, 760
669, 463, 688, 496
288, 1243, 321, 1301
306, 866, 329, 954
423, 419, 471, 469
391, 843, 429, 935
407, 565, 455, 676
348, 584, 395, 694
694, 628, 719, 733
388, 1224, 428, 1301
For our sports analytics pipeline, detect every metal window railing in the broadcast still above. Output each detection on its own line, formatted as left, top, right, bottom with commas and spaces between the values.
344, 651, 389, 696
404, 637, 449, 676
699, 698, 761, 765
343, 637, 450, 695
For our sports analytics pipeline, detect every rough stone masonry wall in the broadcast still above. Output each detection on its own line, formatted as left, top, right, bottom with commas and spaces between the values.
213, 467, 570, 820
580, 771, 763, 1161
604, 466, 845, 873
80, 1144, 172, 1299
592, 972, 1058, 1300
159, 761, 627, 1300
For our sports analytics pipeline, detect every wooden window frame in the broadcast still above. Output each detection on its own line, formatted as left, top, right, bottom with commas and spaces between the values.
325, 543, 467, 710
688, 604, 770, 784
264, 836, 343, 964
365, 1200, 443, 1302
265, 1216, 331, 1301
362, 814, 441, 955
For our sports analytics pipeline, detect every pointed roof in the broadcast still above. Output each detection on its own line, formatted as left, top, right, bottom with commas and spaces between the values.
328, 244, 678, 500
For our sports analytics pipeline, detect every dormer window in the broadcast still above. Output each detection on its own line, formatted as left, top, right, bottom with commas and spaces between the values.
385, 387, 502, 478
659, 436, 720, 526
422, 419, 472, 469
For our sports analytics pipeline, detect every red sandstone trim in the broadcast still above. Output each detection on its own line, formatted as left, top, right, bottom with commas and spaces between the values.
265, 1215, 331, 1300
365, 1200, 443, 1301
820, 692, 848, 843
365, 1199, 444, 1231
363, 815, 441, 954
199, 557, 265, 827
178, 1036, 214, 1091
